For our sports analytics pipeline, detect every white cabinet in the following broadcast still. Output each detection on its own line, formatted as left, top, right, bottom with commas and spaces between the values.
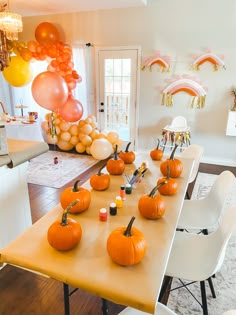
226, 111, 236, 136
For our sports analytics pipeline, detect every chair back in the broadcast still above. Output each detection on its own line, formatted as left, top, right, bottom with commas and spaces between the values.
181, 144, 204, 183
118, 303, 177, 315
170, 116, 188, 129
206, 171, 235, 220
209, 205, 236, 275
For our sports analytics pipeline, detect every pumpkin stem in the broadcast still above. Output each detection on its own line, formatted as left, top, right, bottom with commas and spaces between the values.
61, 199, 80, 226
148, 181, 167, 197
73, 180, 80, 192
125, 142, 132, 152
114, 145, 118, 160
155, 139, 160, 150
98, 163, 107, 176
169, 144, 178, 160
123, 216, 136, 237
166, 163, 171, 180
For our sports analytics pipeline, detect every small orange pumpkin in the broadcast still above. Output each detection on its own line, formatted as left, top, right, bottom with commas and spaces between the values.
160, 144, 183, 178
60, 180, 91, 214
106, 145, 125, 175
107, 216, 147, 266
47, 199, 82, 251
157, 164, 178, 196
150, 139, 163, 161
138, 182, 167, 219
90, 163, 110, 191
119, 142, 136, 164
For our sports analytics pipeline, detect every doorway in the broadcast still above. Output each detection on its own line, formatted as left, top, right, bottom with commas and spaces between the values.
95, 47, 140, 148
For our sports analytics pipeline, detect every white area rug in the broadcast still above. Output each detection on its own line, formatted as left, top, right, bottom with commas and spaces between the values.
167, 172, 236, 315
26, 151, 98, 188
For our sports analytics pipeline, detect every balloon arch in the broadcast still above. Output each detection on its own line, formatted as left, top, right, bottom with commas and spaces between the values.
3, 22, 122, 159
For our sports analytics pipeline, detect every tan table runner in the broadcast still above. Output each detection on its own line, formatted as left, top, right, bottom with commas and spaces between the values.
7, 138, 49, 168
0, 152, 193, 314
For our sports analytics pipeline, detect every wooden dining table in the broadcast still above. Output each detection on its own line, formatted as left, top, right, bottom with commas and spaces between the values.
0, 151, 193, 315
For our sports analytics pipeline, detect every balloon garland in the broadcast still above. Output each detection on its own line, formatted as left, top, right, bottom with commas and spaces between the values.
2, 21, 123, 159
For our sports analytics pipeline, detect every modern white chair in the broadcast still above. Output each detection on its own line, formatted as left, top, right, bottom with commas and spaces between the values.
180, 144, 204, 199
160, 205, 236, 315
118, 302, 176, 315
177, 170, 236, 234
161, 116, 190, 152
223, 311, 236, 315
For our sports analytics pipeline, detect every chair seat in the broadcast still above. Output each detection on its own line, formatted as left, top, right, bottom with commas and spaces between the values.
165, 231, 218, 281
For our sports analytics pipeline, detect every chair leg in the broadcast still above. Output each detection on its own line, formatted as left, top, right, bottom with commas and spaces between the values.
158, 275, 173, 304
200, 281, 208, 315
185, 189, 190, 200
207, 277, 216, 298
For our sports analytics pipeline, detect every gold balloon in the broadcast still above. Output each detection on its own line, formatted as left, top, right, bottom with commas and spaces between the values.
3, 56, 33, 87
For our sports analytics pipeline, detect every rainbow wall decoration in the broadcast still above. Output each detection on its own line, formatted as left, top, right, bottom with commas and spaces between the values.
161, 75, 207, 108
191, 50, 226, 71
142, 51, 171, 72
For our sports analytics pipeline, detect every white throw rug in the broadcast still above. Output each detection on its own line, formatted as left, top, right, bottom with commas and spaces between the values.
26, 151, 98, 188
167, 172, 236, 315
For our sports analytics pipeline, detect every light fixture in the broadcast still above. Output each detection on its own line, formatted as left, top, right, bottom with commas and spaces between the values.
0, 1, 23, 40
0, 1, 23, 71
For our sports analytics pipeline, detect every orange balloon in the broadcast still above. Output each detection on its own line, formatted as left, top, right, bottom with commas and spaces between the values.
31, 71, 68, 111
27, 40, 39, 52
58, 96, 83, 122
35, 22, 59, 46
21, 48, 33, 62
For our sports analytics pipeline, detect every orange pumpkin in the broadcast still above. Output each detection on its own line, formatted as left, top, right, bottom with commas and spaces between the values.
106, 145, 125, 175
90, 163, 110, 191
47, 199, 82, 251
60, 180, 91, 213
107, 216, 147, 266
119, 142, 135, 164
150, 139, 163, 161
160, 144, 183, 178
157, 164, 178, 196
138, 182, 167, 219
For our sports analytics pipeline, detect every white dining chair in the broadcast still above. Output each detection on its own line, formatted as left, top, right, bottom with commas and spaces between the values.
118, 302, 176, 315
177, 170, 236, 234
223, 311, 236, 315
160, 205, 236, 315
180, 144, 204, 199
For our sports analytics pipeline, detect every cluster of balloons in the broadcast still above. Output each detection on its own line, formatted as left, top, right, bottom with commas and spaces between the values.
41, 113, 123, 160
3, 21, 83, 123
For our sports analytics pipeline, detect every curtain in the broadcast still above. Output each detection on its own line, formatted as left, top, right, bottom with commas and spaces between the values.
0, 45, 90, 121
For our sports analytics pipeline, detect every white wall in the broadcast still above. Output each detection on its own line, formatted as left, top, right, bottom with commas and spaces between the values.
18, 0, 236, 166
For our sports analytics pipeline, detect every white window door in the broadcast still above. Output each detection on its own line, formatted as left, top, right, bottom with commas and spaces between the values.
96, 47, 140, 148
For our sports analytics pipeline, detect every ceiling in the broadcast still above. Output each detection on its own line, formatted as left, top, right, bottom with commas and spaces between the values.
4, 0, 148, 17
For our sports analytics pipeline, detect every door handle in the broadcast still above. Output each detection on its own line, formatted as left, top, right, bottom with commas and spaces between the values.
99, 109, 104, 112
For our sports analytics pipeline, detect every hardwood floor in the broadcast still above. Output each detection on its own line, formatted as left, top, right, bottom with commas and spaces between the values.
0, 161, 235, 315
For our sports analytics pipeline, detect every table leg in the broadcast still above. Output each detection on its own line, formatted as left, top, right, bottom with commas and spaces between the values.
63, 283, 70, 315
101, 298, 109, 315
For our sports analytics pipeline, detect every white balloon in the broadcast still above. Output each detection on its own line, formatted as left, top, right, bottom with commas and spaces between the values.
90, 138, 113, 160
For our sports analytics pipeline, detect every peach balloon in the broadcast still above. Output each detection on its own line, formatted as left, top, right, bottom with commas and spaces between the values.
58, 96, 84, 122
31, 71, 68, 111
57, 139, 74, 151
75, 142, 86, 153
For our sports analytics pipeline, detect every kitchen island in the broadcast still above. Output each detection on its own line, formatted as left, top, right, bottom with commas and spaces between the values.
0, 138, 49, 251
